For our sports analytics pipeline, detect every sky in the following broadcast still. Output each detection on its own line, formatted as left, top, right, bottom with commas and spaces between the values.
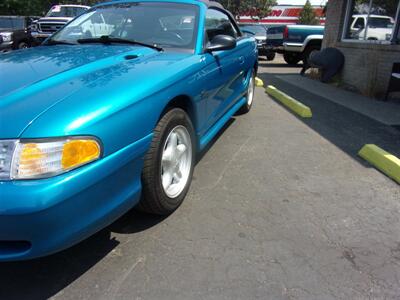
276, 0, 328, 5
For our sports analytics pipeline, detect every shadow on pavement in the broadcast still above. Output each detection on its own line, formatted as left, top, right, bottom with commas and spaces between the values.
0, 229, 118, 300
0, 209, 167, 300
197, 118, 235, 163
110, 209, 167, 234
257, 72, 400, 163
0, 117, 237, 300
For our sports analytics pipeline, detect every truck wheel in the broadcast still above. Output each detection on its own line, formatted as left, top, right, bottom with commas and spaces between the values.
138, 108, 195, 215
283, 52, 301, 65
18, 41, 29, 49
303, 45, 320, 65
266, 52, 275, 61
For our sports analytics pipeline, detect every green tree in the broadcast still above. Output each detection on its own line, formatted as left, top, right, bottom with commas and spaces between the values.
355, 0, 398, 16
220, 0, 248, 19
250, 0, 276, 21
297, 0, 319, 25
220, 0, 276, 21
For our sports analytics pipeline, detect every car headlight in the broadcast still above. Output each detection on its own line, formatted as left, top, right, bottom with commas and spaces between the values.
0, 137, 101, 180
0, 32, 13, 42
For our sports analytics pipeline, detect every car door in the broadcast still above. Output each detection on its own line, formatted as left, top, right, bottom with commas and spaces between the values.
201, 8, 253, 132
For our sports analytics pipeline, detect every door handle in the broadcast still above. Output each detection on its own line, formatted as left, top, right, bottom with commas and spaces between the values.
238, 56, 245, 65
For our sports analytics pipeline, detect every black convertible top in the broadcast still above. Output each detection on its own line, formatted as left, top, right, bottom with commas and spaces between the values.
199, 0, 224, 9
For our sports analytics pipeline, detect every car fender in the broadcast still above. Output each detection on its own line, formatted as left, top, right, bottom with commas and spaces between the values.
20, 57, 208, 157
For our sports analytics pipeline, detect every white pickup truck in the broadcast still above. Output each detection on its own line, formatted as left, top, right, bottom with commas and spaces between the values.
31, 5, 90, 42
349, 14, 394, 41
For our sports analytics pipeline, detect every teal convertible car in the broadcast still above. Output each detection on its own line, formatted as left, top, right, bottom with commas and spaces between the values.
0, 0, 257, 260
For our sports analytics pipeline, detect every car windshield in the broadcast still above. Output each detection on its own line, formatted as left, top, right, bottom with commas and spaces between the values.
239, 25, 266, 35
50, 2, 199, 50
46, 6, 88, 18
0, 17, 24, 29
368, 17, 393, 28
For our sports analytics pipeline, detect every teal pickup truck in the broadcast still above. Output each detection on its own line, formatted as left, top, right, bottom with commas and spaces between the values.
266, 25, 324, 65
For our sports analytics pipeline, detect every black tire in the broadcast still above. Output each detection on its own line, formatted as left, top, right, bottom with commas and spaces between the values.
17, 41, 29, 49
138, 108, 195, 215
237, 70, 256, 115
283, 52, 301, 65
302, 44, 320, 65
266, 52, 276, 61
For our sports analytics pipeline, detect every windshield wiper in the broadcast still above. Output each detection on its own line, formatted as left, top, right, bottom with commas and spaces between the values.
43, 39, 77, 46
77, 35, 163, 52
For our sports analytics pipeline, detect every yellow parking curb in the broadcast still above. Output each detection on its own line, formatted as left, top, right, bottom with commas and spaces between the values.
255, 77, 264, 87
358, 144, 400, 184
265, 85, 312, 118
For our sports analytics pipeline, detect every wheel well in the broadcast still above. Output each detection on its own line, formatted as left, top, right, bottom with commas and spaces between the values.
305, 40, 322, 50
162, 95, 197, 130
13, 39, 29, 49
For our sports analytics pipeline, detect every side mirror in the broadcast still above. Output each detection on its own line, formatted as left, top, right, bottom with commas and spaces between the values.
206, 35, 236, 52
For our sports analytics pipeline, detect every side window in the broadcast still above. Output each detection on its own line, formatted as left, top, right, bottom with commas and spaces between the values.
205, 9, 237, 43
354, 17, 365, 29
343, 0, 399, 42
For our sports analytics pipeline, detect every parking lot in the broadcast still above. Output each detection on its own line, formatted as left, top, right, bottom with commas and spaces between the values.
1, 56, 399, 300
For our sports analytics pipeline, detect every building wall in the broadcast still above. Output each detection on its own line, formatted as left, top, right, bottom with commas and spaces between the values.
322, 0, 400, 98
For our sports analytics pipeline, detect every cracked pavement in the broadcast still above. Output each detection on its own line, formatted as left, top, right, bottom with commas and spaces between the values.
0, 56, 399, 300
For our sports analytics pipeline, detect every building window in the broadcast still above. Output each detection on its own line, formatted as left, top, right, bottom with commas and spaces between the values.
343, 0, 400, 43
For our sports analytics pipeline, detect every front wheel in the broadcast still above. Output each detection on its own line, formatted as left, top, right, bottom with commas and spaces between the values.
17, 41, 29, 49
266, 52, 276, 61
302, 45, 320, 66
237, 70, 256, 114
138, 108, 195, 215
283, 52, 301, 65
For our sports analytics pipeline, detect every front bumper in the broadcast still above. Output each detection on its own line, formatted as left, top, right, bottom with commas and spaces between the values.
0, 41, 13, 52
0, 134, 152, 261
31, 32, 51, 39
283, 42, 304, 53
257, 44, 273, 56
31, 32, 51, 43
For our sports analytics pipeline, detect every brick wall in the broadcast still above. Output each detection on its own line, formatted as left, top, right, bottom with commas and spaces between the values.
322, 0, 400, 99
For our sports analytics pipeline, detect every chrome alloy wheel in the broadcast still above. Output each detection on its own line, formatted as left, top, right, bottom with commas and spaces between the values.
247, 73, 255, 106
161, 125, 192, 198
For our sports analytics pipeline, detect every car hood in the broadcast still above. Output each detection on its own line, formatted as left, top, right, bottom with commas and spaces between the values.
0, 45, 194, 138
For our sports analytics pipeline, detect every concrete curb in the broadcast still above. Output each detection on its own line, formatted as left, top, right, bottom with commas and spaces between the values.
255, 77, 264, 87
358, 144, 400, 184
265, 85, 312, 118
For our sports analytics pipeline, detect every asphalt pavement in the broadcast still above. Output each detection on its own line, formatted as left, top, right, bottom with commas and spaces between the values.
0, 56, 399, 300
